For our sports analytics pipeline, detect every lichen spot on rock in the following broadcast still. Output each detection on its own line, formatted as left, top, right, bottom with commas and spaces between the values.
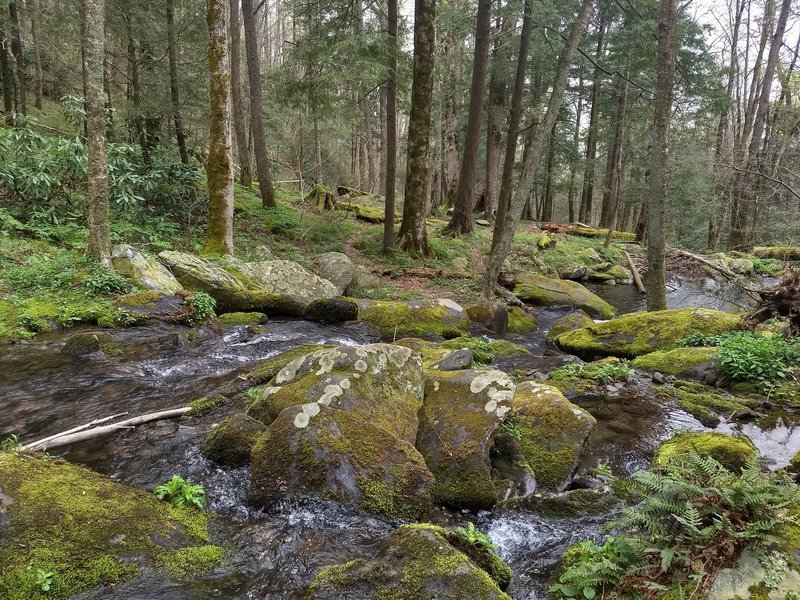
339, 378, 351, 390
302, 402, 321, 417
433, 381, 440, 392
356, 346, 368, 357
294, 412, 310, 428
277, 356, 306, 384
485, 399, 498, 413
319, 383, 344, 406
438, 298, 463, 312
469, 371, 515, 395
355, 359, 368, 372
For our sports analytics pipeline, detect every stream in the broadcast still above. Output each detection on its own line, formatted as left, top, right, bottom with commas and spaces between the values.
1, 276, 798, 599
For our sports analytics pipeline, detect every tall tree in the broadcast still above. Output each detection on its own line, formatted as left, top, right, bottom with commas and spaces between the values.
578, 16, 606, 224
0, 15, 13, 115
203, 0, 235, 255
125, 15, 149, 163
397, 0, 436, 254
8, 1, 25, 114
441, 0, 460, 205
229, 0, 252, 186
241, 0, 276, 208
485, 0, 595, 295
646, 0, 677, 311
566, 78, 584, 223
30, 0, 43, 110
445, 0, 492, 236
167, 0, 190, 165
382, 0, 398, 253
83, 0, 111, 264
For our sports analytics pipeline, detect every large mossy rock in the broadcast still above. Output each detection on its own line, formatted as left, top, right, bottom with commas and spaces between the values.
653, 432, 757, 472
546, 310, 595, 343
0, 454, 221, 600
111, 244, 183, 294
632, 346, 717, 379
393, 338, 473, 370
62, 331, 123, 357
355, 299, 470, 338
315, 252, 354, 295
506, 306, 538, 333
556, 308, 741, 359
503, 273, 615, 319
509, 381, 596, 491
243, 259, 338, 302
305, 524, 511, 600
417, 370, 516, 509
248, 344, 434, 519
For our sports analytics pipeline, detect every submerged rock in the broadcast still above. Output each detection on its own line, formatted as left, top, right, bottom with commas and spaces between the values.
111, 244, 183, 294
556, 308, 741, 359
0, 454, 221, 600
355, 298, 470, 338
417, 370, 516, 509
305, 524, 511, 599
62, 331, 123, 357
503, 273, 616, 319
248, 344, 434, 519
509, 381, 596, 491
202, 413, 266, 466
653, 432, 757, 472
315, 252, 354, 295
217, 311, 268, 326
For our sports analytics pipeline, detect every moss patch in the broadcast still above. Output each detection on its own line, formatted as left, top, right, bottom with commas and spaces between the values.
506, 273, 616, 319
153, 545, 223, 578
653, 432, 757, 471
356, 299, 470, 338
633, 346, 716, 376
506, 306, 538, 333
187, 393, 228, 417
217, 311, 267, 325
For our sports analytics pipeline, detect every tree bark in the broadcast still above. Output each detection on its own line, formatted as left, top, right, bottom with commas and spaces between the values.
484, 0, 594, 296
230, 0, 252, 186
646, 0, 677, 311
383, 0, 398, 253
491, 0, 533, 252
578, 17, 606, 224
397, 0, 435, 254
541, 120, 558, 222
566, 77, 584, 223
126, 18, 149, 163
1, 16, 13, 115
203, 0, 235, 255
445, 0, 492, 236
83, 0, 111, 265
599, 71, 628, 229
167, 0, 190, 165
30, 0, 43, 109
242, 0, 276, 207
8, 1, 25, 114
442, 0, 460, 205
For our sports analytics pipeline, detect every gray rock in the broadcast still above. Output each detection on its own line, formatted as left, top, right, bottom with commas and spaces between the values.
475, 218, 491, 227
158, 251, 251, 310
344, 266, 381, 296
243, 259, 338, 302
727, 257, 755, 274
558, 263, 588, 280
201, 413, 266, 466
709, 547, 800, 600
303, 297, 359, 322
428, 349, 473, 371
112, 244, 182, 294
316, 252, 354, 295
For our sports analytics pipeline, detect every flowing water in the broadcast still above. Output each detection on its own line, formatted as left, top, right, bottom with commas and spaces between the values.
1, 277, 798, 599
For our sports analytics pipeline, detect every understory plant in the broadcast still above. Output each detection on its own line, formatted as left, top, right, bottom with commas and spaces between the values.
451, 522, 498, 553
550, 361, 633, 384
154, 475, 207, 509
551, 451, 799, 599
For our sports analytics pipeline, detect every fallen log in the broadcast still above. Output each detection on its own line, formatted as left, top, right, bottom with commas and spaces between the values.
671, 249, 736, 280
623, 250, 646, 294
752, 246, 800, 260
23, 408, 192, 451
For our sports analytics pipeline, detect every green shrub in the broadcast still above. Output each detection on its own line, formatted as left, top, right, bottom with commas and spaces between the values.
186, 292, 216, 325
549, 361, 633, 384
154, 475, 206, 509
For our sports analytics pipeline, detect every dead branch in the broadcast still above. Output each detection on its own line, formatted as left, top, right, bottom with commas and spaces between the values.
623, 250, 646, 294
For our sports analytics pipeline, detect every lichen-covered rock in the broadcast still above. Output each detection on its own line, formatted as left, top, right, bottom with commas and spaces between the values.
112, 244, 183, 294
305, 524, 511, 599
708, 547, 800, 600
315, 252, 354, 295
558, 263, 588, 280
653, 432, 757, 472
556, 308, 742, 359
393, 338, 472, 370
217, 311, 268, 326
546, 310, 595, 343
202, 413, 266, 466
725, 257, 755, 275
355, 298, 470, 338
303, 297, 359, 322
465, 302, 508, 334
430, 349, 473, 371
506, 306, 538, 333
417, 370, 516, 509
0, 454, 221, 600
248, 344, 434, 519
632, 346, 717, 379
245, 344, 333, 386
504, 273, 616, 319
158, 251, 253, 310
243, 259, 338, 302
509, 381, 596, 491
62, 331, 123, 357
344, 266, 381, 296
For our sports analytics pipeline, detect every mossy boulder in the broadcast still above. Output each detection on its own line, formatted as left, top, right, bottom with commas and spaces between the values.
355, 298, 470, 338
393, 338, 473, 370
218, 311, 268, 326
0, 454, 221, 600
503, 273, 616, 319
202, 413, 266, 466
101, 292, 184, 326
245, 344, 333, 386
440, 335, 530, 364
506, 306, 538, 333
242, 259, 338, 302
305, 524, 511, 599
556, 308, 742, 359
465, 302, 508, 334
633, 346, 717, 380
655, 381, 757, 427
303, 297, 359, 322
248, 344, 434, 519
653, 432, 757, 472
315, 252, 354, 295
417, 370, 516, 509
62, 331, 123, 357
546, 310, 595, 343
509, 381, 596, 491
111, 244, 183, 294
158, 251, 254, 310
499, 486, 620, 518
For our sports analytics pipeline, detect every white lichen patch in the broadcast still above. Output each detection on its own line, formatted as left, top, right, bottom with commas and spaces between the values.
433, 381, 440, 392
302, 402, 321, 416
294, 412, 310, 428
261, 386, 281, 399
496, 405, 511, 419
469, 370, 514, 395
339, 378, 351, 390
437, 298, 464, 313
484, 399, 498, 413
319, 383, 345, 406
354, 359, 368, 372
356, 346, 368, 357
276, 356, 306, 384
314, 349, 342, 376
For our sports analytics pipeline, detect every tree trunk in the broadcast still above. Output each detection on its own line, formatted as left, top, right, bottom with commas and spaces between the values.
383, 0, 398, 253
491, 0, 533, 252
8, 1, 25, 114
647, 0, 677, 311
397, 0, 435, 254
83, 0, 111, 265
578, 17, 606, 224
230, 0, 252, 186
30, 0, 43, 109
599, 72, 628, 229
379, 83, 387, 196
1, 17, 14, 115
167, 0, 190, 165
242, 0, 276, 208
442, 0, 460, 205
541, 120, 558, 222
126, 19, 149, 163
484, 0, 594, 296
728, 0, 790, 250
203, 0, 235, 255
566, 77, 584, 223
445, 0, 492, 236
313, 113, 322, 182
